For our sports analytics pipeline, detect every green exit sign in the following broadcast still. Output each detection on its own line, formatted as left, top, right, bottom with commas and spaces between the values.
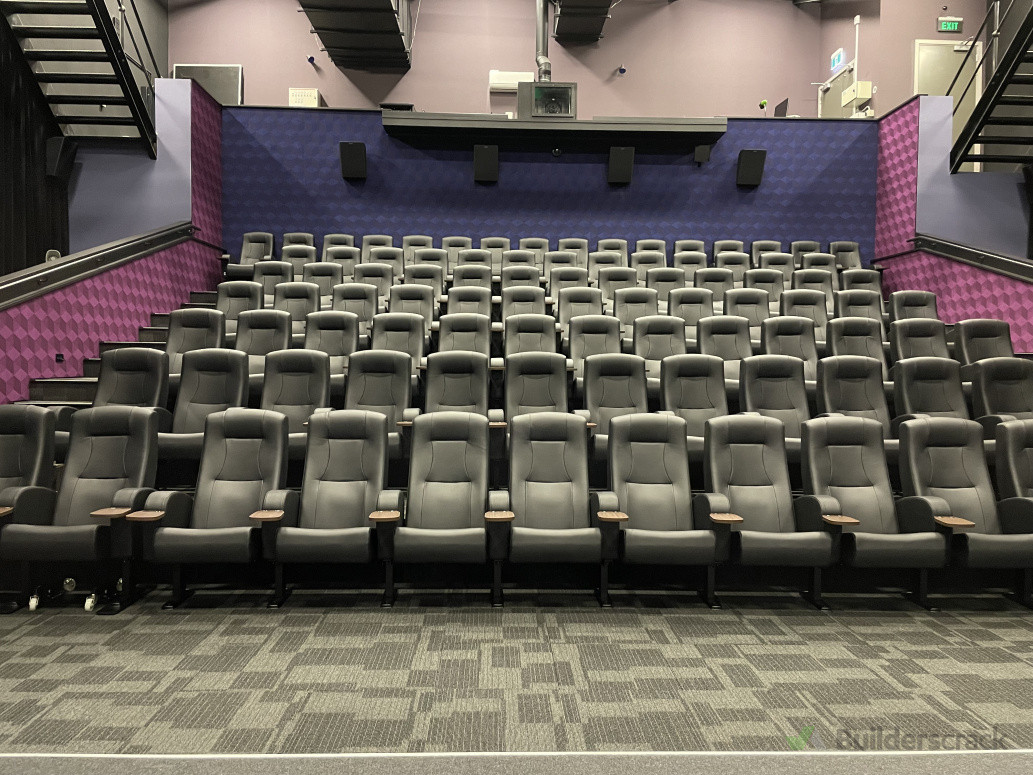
938, 16, 963, 33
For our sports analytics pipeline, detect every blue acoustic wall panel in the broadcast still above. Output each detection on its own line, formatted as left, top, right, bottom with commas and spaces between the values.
221, 108, 877, 261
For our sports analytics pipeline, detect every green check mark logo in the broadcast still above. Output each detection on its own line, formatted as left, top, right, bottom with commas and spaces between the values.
787, 725, 816, 750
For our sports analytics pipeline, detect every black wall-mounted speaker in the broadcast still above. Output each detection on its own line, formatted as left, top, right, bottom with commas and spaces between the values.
339, 141, 367, 180
608, 146, 635, 185
693, 144, 712, 164
45, 136, 77, 180
736, 149, 767, 187
474, 144, 499, 183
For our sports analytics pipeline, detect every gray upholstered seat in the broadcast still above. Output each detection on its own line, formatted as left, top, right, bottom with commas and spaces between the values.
725, 287, 770, 346
402, 234, 433, 264
453, 264, 492, 291
597, 266, 636, 313
360, 234, 393, 264
166, 309, 225, 377
715, 251, 750, 286
518, 237, 550, 270
672, 251, 708, 283
479, 236, 510, 276
791, 268, 835, 310
437, 313, 492, 358
216, 281, 263, 339
424, 352, 489, 415
261, 349, 330, 456
758, 252, 795, 283
370, 312, 425, 387
790, 240, 821, 265
577, 353, 647, 463
273, 281, 320, 344
890, 290, 939, 322
281, 244, 317, 280
500, 264, 541, 291
834, 290, 886, 340
761, 316, 818, 381
668, 287, 714, 350
388, 283, 434, 345
957, 319, 1014, 380
713, 239, 744, 257
595, 239, 628, 265
633, 315, 687, 398
635, 238, 667, 256
568, 315, 621, 397
697, 315, 752, 389
409, 248, 448, 279
613, 287, 659, 348
456, 248, 492, 271
599, 414, 722, 605
331, 282, 376, 345
744, 268, 784, 312
446, 286, 491, 317
698, 414, 838, 608
505, 314, 557, 358
404, 262, 445, 305
305, 311, 359, 394
630, 251, 666, 285
142, 409, 293, 608
0, 406, 157, 614
694, 268, 733, 310
354, 262, 394, 309
303, 262, 343, 305
588, 250, 623, 284
751, 240, 783, 265
817, 355, 894, 442
892, 357, 971, 433
557, 287, 603, 342
324, 246, 360, 281
801, 253, 840, 289
0, 405, 54, 494
283, 232, 314, 249
321, 233, 354, 260
544, 250, 578, 279
739, 354, 810, 458
972, 357, 1033, 427
505, 352, 567, 418
237, 232, 273, 265
829, 241, 862, 270
548, 266, 589, 303
557, 238, 589, 268
780, 289, 828, 345
344, 350, 416, 458
501, 286, 546, 319
234, 309, 291, 378
645, 267, 687, 306
827, 317, 888, 378
841, 268, 882, 298
252, 261, 293, 305
660, 354, 727, 462
890, 319, 949, 362
674, 239, 705, 255
441, 236, 472, 273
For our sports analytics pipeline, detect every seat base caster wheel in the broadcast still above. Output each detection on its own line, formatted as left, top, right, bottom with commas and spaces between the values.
84, 594, 97, 612
28, 595, 39, 612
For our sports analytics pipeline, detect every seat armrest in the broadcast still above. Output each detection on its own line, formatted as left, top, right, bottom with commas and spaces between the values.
692, 492, 732, 530
488, 490, 511, 512
153, 407, 173, 433
47, 405, 76, 431
823, 515, 861, 527
92, 507, 131, 519
401, 408, 421, 422
999, 498, 1033, 534
485, 510, 514, 561
572, 409, 592, 422
112, 487, 154, 511
126, 510, 165, 521
794, 494, 845, 532
977, 414, 1017, 439
933, 516, 975, 531
896, 495, 954, 533
250, 510, 284, 521
0, 486, 56, 525
377, 490, 406, 515
891, 413, 929, 437
487, 409, 506, 424
597, 511, 629, 522
484, 510, 515, 522
369, 510, 401, 522
370, 510, 401, 561
138, 491, 193, 528
591, 491, 620, 515
262, 489, 299, 527
709, 513, 744, 525
489, 421, 508, 429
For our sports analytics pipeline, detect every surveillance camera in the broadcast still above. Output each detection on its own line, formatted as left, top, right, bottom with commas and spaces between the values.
552, 148, 562, 157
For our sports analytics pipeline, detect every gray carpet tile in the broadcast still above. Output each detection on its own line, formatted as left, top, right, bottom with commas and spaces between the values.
0, 590, 1031, 754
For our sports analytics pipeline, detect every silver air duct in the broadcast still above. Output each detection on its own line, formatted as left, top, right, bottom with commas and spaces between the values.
536, 0, 552, 82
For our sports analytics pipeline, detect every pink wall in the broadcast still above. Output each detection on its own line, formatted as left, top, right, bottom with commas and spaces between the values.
190, 81, 222, 246
874, 98, 920, 258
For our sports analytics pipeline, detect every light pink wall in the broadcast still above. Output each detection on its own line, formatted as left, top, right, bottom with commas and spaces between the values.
818, 1, 881, 104
168, 0, 824, 118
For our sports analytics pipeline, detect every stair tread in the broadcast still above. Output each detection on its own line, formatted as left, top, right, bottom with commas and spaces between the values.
11, 25, 99, 38
47, 94, 127, 105
24, 49, 110, 61
0, 1, 90, 12
15, 399, 92, 407
56, 115, 137, 125
30, 376, 96, 384
35, 72, 118, 84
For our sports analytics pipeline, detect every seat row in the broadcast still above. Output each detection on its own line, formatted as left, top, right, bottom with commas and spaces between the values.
2, 404, 1031, 614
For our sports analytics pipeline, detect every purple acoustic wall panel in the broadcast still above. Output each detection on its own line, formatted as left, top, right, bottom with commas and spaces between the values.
881, 250, 1033, 350
0, 240, 223, 404
191, 81, 223, 246
221, 109, 878, 262
874, 97, 919, 259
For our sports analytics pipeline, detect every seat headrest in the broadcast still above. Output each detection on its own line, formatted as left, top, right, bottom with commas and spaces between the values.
559, 287, 600, 301
503, 286, 543, 300
459, 249, 491, 261
803, 415, 882, 447
767, 316, 812, 335
511, 411, 584, 441
708, 414, 782, 445
833, 316, 881, 335
182, 347, 247, 373
612, 413, 686, 444
335, 283, 376, 300
507, 351, 565, 374
282, 245, 316, 258
894, 290, 935, 304
305, 263, 338, 274
441, 313, 489, 331
961, 318, 1009, 336
837, 289, 880, 304
265, 349, 330, 373
727, 288, 768, 305
312, 409, 386, 441
743, 354, 803, 379
699, 315, 749, 334
482, 238, 508, 247
509, 314, 553, 332
413, 410, 488, 440
348, 349, 410, 374
663, 354, 723, 378
0, 404, 53, 435
277, 282, 319, 299
254, 261, 292, 274
102, 347, 166, 371
375, 312, 423, 331
902, 416, 979, 448
369, 246, 403, 259
898, 356, 958, 379
670, 287, 714, 303
357, 262, 393, 276
171, 308, 223, 327
697, 268, 734, 281
210, 407, 287, 439
72, 405, 156, 437
412, 248, 446, 261
597, 267, 636, 281
393, 285, 432, 300
747, 270, 781, 282
238, 309, 290, 328
503, 266, 538, 279
570, 315, 619, 334
635, 315, 681, 334
585, 353, 645, 376
427, 351, 487, 374
306, 311, 358, 330
977, 356, 1033, 381
894, 318, 945, 335
451, 286, 491, 300
219, 281, 262, 297
822, 355, 880, 379
326, 246, 359, 259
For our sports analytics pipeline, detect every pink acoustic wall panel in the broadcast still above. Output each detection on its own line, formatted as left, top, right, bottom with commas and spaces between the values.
190, 81, 223, 246
875, 98, 920, 258
0, 240, 223, 404
881, 250, 1033, 351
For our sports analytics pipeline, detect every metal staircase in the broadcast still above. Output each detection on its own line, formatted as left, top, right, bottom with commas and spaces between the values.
300, 0, 413, 73
950, 1, 1033, 171
0, 0, 159, 158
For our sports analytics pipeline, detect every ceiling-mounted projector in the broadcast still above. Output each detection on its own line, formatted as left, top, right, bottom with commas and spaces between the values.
517, 81, 577, 120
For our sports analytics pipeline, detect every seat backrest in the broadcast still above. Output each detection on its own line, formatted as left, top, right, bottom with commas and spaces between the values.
353, 262, 394, 298
446, 286, 492, 317
674, 239, 705, 255
456, 248, 492, 268
633, 315, 687, 363
713, 239, 744, 256
283, 232, 314, 248
239, 232, 273, 264
191, 408, 288, 530
761, 316, 818, 380
54, 406, 157, 527
331, 283, 377, 335
407, 411, 489, 529
502, 250, 536, 272
370, 312, 425, 366
694, 267, 733, 302
505, 352, 568, 418
368, 246, 404, 278
274, 281, 320, 323
509, 412, 590, 529
841, 268, 882, 296
424, 352, 489, 415
402, 234, 433, 264
790, 240, 821, 264
95, 347, 169, 409
890, 290, 939, 322
480, 236, 510, 273
739, 355, 810, 437
303, 262, 344, 299
569, 315, 621, 378
403, 263, 445, 298
957, 319, 1014, 364
827, 317, 888, 376
704, 414, 794, 533
166, 309, 225, 373
614, 287, 659, 332
817, 355, 891, 435
996, 419, 1033, 499
505, 313, 557, 357
588, 250, 623, 283
899, 417, 999, 533
829, 240, 862, 270
324, 246, 360, 280
442, 235, 472, 270
388, 284, 433, 335
452, 263, 492, 289
344, 350, 412, 424
697, 315, 753, 362
759, 252, 795, 282
548, 266, 589, 297
597, 266, 637, 303
660, 354, 727, 436
558, 286, 603, 327
282, 245, 317, 278
437, 313, 492, 357
751, 240, 783, 264
321, 233, 354, 261
672, 251, 708, 282
635, 238, 667, 256
715, 251, 750, 284
801, 252, 838, 275
645, 267, 686, 305
411, 248, 448, 275
500, 265, 541, 290
361, 234, 393, 263
518, 237, 550, 268
557, 238, 589, 268
0, 405, 55, 490
724, 287, 770, 331
744, 268, 784, 308
791, 268, 834, 300
299, 410, 387, 530
253, 261, 293, 298
779, 289, 828, 340
609, 414, 694, 531
972, 357, 1033, 419
801, 416, 896, 532
217, 281, 263, 321
260, 350, 331, 432
234, 309, 292, 356
501, 285, 546, 318
668, 287, 715, 332
544, 250, 578, 277
583, 354, 648, 432
596, 239, 628, 263
172, 348, 248, 434
889, 318, 950, 361
894, 356, 968, 419
630, 250, 666, 283
834, 289, 884, 327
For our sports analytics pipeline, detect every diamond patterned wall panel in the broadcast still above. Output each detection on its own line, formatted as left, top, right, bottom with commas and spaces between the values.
881, 250, 1033, 351
0, 240, 223, 404
874, 99, 919, 259
221, 110, 878, 264
191, 82, 223, 247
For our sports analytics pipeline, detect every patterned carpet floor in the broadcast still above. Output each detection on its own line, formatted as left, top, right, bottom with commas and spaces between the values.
0, 587, 1032, 755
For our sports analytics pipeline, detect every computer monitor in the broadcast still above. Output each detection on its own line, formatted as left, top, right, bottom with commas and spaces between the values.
773, 98, 789, 118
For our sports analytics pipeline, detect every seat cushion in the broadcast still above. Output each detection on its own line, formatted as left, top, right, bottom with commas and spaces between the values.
0, 524, 116, 562
623, 528, 717, 565
275, 526, 372, 564
842, 531, 946, 569
510, 526, 601, 563
959, 533, 1033, 569
153, 526, 258, 564
393, 527, 486, 564
734, 530, 835, 567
